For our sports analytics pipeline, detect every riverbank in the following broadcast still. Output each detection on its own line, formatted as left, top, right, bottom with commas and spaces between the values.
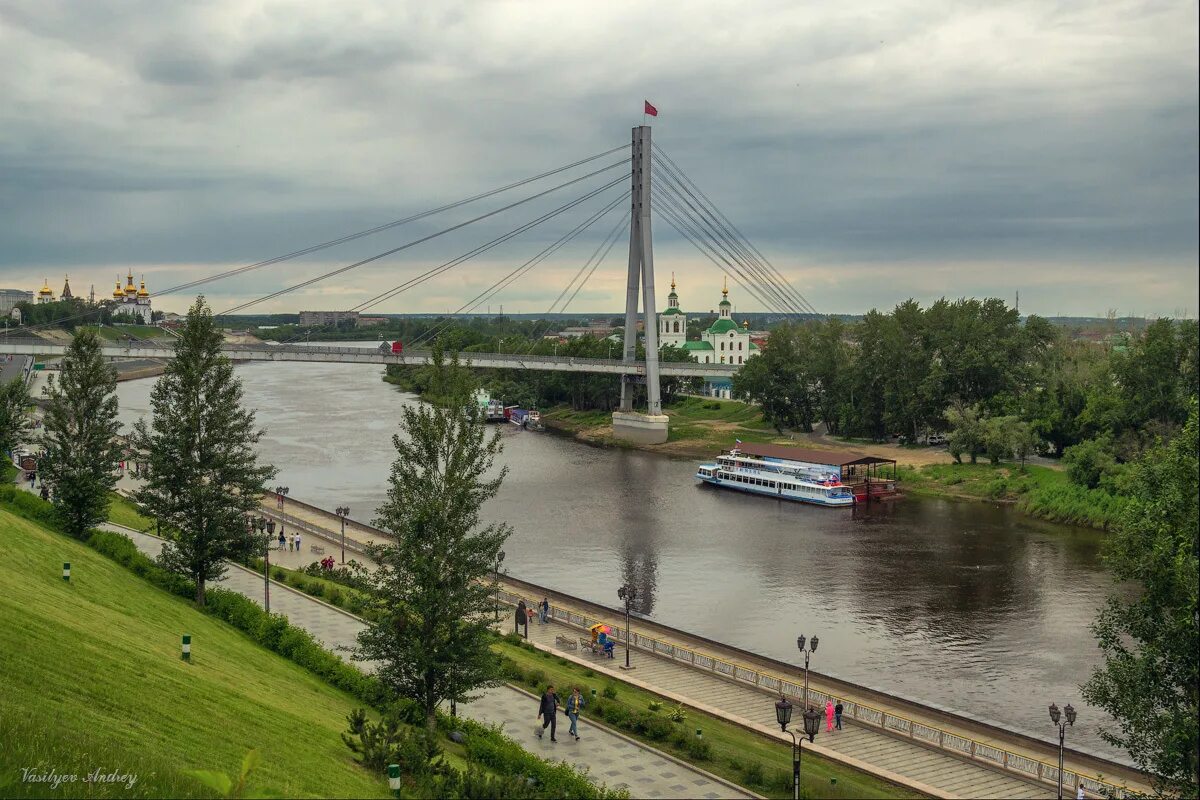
897, 462, 1126, 530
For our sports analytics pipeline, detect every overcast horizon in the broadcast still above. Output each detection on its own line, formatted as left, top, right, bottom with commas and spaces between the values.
2, 1, 1196, 319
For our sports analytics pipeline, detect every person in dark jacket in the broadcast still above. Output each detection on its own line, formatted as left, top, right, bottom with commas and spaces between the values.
536, 685, 559, 742
835, 701, 844, 730
515, 600, 527, 635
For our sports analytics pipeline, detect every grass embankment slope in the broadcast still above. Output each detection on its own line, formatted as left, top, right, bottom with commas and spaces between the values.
897, 462, 1127, 529
0, 508, 388, 799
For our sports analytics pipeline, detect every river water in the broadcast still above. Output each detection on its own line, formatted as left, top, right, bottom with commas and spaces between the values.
113, 343, 1122, 759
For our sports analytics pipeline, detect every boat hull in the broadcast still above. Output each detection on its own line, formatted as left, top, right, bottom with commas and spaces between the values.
695, 472, 855, 508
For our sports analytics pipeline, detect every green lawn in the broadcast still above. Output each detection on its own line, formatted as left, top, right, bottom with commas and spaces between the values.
80, 324, 170, 341
896, 461, 1127, 529
0, 508, 390, 799
107, 492, 155, 531
495, 638, 915, 800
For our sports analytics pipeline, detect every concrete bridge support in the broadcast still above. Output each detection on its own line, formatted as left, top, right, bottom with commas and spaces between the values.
614, 124, 668, 444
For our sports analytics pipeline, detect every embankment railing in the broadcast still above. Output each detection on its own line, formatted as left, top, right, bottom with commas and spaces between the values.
495, 588, 1130, 799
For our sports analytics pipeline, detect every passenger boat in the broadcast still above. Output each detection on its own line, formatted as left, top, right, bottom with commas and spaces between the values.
695, 447, 856, 507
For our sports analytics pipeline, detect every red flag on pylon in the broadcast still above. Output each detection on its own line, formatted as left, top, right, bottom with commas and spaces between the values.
644, 100, 658, 117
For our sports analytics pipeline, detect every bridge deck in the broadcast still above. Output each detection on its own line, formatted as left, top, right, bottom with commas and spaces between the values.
0, 337, 737, 379
255, 496, 1149, 799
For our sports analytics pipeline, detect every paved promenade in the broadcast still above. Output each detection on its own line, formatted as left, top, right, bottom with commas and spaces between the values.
112, 524, 750, 800
263, 496, 1151, 799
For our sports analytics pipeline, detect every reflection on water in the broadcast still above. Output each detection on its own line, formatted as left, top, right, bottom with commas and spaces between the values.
114, 345, 1122, 759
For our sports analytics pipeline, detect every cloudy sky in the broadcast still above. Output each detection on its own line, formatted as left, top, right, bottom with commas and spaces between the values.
1, 0, 1196, 318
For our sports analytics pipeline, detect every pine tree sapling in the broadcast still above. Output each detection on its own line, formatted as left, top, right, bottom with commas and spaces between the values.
129, 297, 276, 605
38, 329, 123, 537
354, 355, 510, 729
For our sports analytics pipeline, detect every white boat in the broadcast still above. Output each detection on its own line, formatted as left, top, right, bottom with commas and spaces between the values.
695, 448, 856, 507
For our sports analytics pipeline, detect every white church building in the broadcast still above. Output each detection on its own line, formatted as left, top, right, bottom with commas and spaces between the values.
110, 270, 154, 324
658, 276, 758, 399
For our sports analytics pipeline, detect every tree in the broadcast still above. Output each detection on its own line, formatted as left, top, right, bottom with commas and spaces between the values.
354, 354, 511, 729
1083, 399, 1198, 798
732, 324, 814, 432
38, 329, 123, 537
0, 377, 32, 460
129, 297, 276, 605
944, 402, 985, 464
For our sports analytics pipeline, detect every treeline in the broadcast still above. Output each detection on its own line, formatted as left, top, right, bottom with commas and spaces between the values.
11, 298, 161, 330
733, 297, 1199, 484
385, 336, 700, 411
261, 315, 606, 344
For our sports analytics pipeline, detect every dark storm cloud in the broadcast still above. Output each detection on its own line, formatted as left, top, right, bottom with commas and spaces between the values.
0, 0, 1195, 316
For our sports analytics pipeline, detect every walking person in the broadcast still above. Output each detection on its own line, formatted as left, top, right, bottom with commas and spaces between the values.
287, 534, 293, 552
539, 597, 549, 624
278, 530, 285, 550
294, 532, 301, 552
834, 701, 844, 730
825, 699, 835, 732
536, 685, 560, 742
515, 600, 527, 635
565, 686, 585, 741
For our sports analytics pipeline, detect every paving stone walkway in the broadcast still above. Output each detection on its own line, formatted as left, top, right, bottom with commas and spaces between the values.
112, 525, 751, 800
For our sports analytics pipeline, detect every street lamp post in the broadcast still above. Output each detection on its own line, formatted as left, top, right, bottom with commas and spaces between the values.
335, 506, 350, 564
618, 584, 637, 670
775, 697, 821, 800
797, 634, 819, 711
1048, 702, 1078, 800
494, 550, 506, 621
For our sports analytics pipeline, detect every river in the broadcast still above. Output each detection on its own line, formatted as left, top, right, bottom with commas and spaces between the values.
113, 342, 1122, 760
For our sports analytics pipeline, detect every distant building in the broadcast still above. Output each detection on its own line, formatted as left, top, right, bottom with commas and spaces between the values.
109, 269, 153, 324
60, 276, 73, 300
35, 278, 55, 304
299, 310, 359, 327
0, 288, 34, 314
355, 316, 389, 328
661, 277, 760, 399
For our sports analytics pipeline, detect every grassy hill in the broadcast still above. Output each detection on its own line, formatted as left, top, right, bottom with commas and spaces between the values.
0, 508, 388, 799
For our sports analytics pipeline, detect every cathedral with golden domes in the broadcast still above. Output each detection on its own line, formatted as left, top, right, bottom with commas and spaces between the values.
110, 269, 153, 324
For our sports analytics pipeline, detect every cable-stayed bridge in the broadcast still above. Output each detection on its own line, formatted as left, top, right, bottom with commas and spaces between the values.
4, 125, 816, 441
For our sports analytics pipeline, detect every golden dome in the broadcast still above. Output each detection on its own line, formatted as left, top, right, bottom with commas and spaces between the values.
112, 277, 124, 299
37, 278, 54, 297
137, 278, 149, 298
124, 269, 137, 296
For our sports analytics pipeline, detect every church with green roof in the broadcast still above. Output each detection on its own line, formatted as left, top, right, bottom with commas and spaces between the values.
657, 276, 759, 399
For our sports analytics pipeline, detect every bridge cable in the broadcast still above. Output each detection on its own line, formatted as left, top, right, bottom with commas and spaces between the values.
655, 196, 791, 318
350, 180, 627, 315
654, 145, 819, 317
655, 189, 795, 317
653, 160, 811, 318
163, 144, 631, 296
0, 145, 633, 340
654, 167, 804, 319
654, 145, 821, 317
406, 191, 630, 350
218, 160, 628, 316
515, 210, 632, 354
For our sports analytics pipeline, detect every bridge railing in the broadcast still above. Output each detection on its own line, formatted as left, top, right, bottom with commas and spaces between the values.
495, 588, 1132, 799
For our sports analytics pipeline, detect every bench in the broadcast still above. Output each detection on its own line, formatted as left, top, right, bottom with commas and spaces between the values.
578, 637, 601, 654
310, 545, 325, 555
555, 635, 578, 651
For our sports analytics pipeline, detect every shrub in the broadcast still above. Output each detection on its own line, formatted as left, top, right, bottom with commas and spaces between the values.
602, 683, 618, 700
740, 762, 765, 786
647, 700, 663, 713
683, 735, 712, 762
667, 703, 687, 724
326, 587, 344, 606
636, 713, 675, 741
